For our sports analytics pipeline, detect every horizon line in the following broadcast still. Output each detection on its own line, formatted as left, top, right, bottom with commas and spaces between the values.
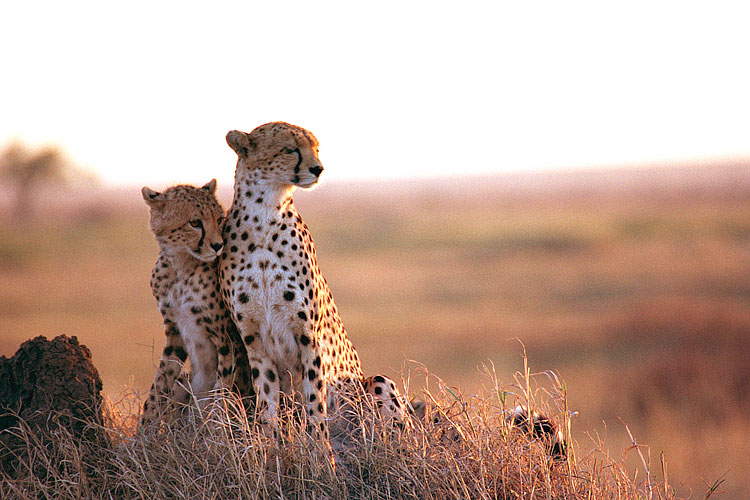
92, 155, 750, 190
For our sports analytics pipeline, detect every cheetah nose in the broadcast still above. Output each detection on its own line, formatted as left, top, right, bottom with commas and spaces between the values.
309, 165, 323, 177
210, 242, 224, 253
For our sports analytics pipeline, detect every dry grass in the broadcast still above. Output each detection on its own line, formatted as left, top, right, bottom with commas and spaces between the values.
1, 364, 671, 500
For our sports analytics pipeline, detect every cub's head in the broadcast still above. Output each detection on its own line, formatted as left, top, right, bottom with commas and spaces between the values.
141, 179, 225, 262
226, 122, 323, 189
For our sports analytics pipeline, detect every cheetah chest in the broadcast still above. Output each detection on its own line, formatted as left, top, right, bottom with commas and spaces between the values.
240, 247, 304, 375
165, 275, 217, 340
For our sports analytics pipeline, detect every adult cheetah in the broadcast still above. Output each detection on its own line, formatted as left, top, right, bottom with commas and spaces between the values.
140, 180, 250, 425
220, 122, 407, 457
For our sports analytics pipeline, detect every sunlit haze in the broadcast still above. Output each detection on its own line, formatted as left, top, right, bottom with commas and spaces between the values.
2, 1, 749, 187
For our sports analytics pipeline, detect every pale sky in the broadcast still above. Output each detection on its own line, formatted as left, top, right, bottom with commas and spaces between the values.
1, 1, 749, 187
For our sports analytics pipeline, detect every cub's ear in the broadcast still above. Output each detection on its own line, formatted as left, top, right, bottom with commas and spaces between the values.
141, 186, 164, 206
202, 179, 217, 194
226, 130, 255, 158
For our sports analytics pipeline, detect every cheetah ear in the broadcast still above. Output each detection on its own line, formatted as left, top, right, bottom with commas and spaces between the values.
226, 130, 255, 158
201, 179, 217, 194
141, 186, 165, 207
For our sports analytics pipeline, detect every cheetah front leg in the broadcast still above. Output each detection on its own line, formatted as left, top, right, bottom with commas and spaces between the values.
236, 316, 280, 429
226, 321, 254, 399
206, 325, 238, 394
141, 321, 188, 426
180, 323, 219, 404
298, 325, 335, 467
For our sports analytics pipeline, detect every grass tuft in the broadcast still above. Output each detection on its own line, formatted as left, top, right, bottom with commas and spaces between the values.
1, 363, 679, 500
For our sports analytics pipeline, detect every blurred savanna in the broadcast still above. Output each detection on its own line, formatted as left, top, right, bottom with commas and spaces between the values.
1, 154, 748, 498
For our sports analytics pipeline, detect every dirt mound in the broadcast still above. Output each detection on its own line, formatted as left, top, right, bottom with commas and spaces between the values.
0, 335, 108, 475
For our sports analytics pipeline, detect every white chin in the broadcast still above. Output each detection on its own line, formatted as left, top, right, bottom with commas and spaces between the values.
296, 179, 319, 188
195, 253, 218, 262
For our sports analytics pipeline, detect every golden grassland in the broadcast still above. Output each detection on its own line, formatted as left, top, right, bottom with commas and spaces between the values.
1, 370, 660, 500
1, 166, 748, 498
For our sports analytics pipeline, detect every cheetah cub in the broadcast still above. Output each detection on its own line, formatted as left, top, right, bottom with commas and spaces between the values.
140, 180, 250, 425
220, 122, 408, 455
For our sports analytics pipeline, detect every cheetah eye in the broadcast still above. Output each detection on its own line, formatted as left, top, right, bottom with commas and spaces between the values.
189, 219, 202, 228
217, 216, 225, 226
283, 146, 295, 154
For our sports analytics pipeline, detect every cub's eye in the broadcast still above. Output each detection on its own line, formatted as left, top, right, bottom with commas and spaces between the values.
217, 216, 225, 226
283, 146, 295, 154
189, 219, 202, 228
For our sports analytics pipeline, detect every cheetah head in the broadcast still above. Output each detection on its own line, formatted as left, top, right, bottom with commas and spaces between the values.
226, 122, 323, 189
141, 179, 226, 262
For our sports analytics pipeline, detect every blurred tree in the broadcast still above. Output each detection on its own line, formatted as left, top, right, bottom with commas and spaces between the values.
0, 140, 88, 217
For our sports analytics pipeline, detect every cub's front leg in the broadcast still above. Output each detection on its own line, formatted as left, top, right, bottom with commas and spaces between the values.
141, 319, 188, 425
178, 316, 219, 401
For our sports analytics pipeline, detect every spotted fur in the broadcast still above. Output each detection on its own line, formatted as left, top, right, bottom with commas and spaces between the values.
220, 122, 408, 459
140, 180, 251, 426
362, 375, 409, 427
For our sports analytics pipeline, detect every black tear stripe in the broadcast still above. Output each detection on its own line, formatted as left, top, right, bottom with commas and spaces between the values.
289, 147, 302, 173
197, 225, 206, 250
